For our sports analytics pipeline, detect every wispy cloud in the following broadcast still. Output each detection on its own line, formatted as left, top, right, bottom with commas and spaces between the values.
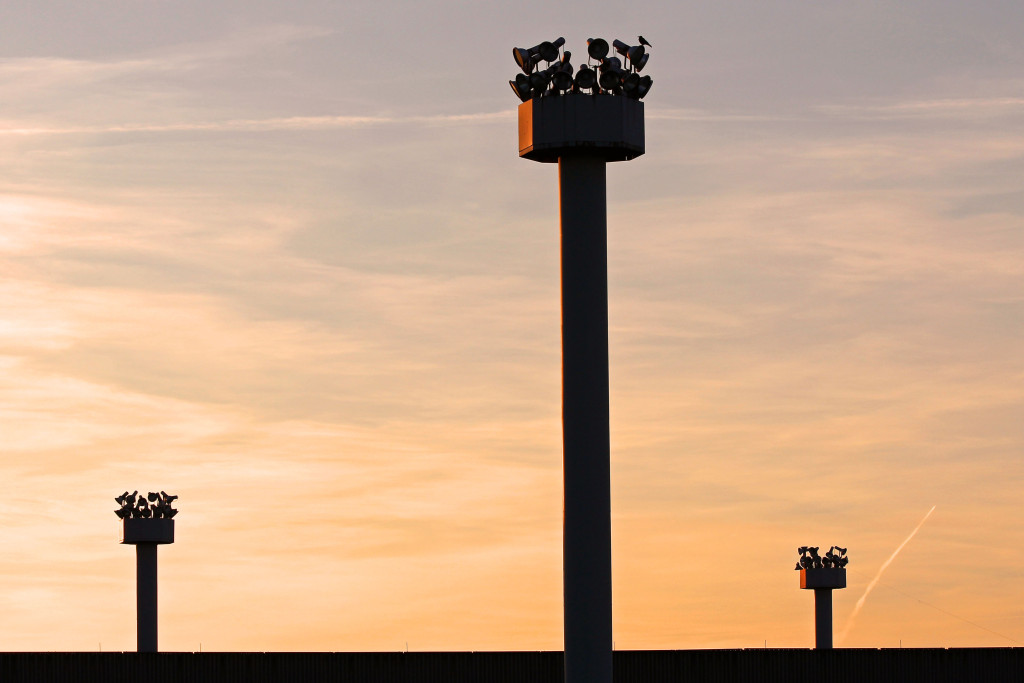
0, 111, 513, 137
817, 96, 1024, 120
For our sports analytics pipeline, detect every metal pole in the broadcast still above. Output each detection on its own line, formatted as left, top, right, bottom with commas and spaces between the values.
136, 543, 158, 653
814, 587, 833, 649
559, 152, 613, 683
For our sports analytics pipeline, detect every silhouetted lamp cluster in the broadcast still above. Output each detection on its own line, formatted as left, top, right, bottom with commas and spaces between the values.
795, 545, 849, 570
509, 36, 653, 102
115, 491, 178, 519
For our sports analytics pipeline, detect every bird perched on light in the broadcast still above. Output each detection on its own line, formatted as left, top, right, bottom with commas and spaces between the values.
638, 35, 652, 47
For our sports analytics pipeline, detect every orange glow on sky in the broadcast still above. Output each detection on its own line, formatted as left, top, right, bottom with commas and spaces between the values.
1, 1, 1023, 653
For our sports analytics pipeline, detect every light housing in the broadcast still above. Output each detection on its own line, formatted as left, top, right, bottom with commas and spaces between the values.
513, 37, 566, 73
612, 39, 645, 65
573, 65, 597, 90
635, 75, 653, 99
586, 38, 609, 60
510, 37, 652, 103
510, 76, 531, 102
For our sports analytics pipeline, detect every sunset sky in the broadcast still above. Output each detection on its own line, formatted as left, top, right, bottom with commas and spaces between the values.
2, 0, 1023, 652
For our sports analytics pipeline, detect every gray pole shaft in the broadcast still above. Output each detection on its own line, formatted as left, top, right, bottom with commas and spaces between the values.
559, 153, 613, 683
136, 543, 158, 653
814, 588, 833, 649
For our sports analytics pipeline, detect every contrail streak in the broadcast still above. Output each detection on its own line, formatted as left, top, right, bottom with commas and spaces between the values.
838, 505, 936, 645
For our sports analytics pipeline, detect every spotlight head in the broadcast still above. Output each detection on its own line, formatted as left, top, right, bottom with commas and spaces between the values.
510, 75, 531, 102
573, 65, 597, 90
552, 66, 574, 91
598, 69, 620, 91
529, 67, 553, 91
537, 36, 565, 63
587, 38, 609, 60
612, 39, 645, 65
636, 75, 653, 99
513, 47, 535, 74
508, 37, 654, 104
622, 72, 640, 94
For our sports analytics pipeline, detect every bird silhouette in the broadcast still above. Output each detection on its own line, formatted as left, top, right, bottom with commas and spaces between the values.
638, 36, 652, 47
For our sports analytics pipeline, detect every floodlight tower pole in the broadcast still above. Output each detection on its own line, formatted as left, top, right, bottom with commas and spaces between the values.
120, 517, 174, 652
519, 94, 645, 683
799, 567, 846, 649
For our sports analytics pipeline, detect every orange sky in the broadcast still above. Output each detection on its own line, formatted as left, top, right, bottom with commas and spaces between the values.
2, 1, 1023, 652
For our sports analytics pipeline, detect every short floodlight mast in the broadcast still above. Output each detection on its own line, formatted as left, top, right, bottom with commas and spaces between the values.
511, 35, 652, 683
116, 490, 178, 652
796, 545, 849, 649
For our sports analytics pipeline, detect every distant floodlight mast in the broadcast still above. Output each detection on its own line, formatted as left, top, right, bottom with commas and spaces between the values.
512, 35, 652, 683
795, 546, 849, 649
116, 491, 177, 653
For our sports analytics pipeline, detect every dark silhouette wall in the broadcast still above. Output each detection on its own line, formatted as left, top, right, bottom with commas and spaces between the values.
2, 649, 1021, 683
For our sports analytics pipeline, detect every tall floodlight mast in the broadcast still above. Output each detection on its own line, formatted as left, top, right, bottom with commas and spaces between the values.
115, 491, 178, 653
511, 35, 652, 683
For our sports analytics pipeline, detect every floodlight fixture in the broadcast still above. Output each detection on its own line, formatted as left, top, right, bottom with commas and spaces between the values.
573, 65, 597, 91
635, 75, 653, 99
587, 38, 609, 60
598, 71, 618, 91
510, 37, 652, 103
621, 72, 640, 95
510, 74, 531, 102
116, 490, 179, 520
552, 65, 574, 92
538, 37, 565, 62
513, 47, 535, 74
513, 37, 566, 73
612, 39, 645, 65
598, 58, 626, 91
529, 65, 556, 92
